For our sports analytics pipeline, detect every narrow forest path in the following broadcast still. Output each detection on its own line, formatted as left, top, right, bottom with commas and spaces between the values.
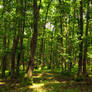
0, 70, 92, 92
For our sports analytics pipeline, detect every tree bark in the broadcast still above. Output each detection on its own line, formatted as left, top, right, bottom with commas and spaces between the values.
39, 0, 53, 69
16, 0, 25, 74
2, 0, 7, 77
11, 36, 19, 78
78, 0, 83, 76
83, 0, 90, 76
11, 0, 19, 78
27, 0, 41, 78
59, 0, 64, 72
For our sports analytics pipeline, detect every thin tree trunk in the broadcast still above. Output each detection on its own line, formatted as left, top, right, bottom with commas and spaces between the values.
39, 0, 53, 69
2, 0, 7, 77
72, 0, 76, 67
59, 0, 64, 72
11, 0, 19, 78
78, 0, 83, 76
16, 0, 25, 74
11, 36, 19, 78
22, 50, 25, 71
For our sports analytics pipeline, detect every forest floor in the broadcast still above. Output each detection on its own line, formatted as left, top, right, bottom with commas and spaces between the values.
0, 70, 92, 92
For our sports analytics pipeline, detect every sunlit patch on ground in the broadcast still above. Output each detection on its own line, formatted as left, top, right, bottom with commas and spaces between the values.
29, 83, 44, 88
28, 83, 46, 92
0, 70, 92, 92
0, 82, 5, 85
33, 73, 43, 78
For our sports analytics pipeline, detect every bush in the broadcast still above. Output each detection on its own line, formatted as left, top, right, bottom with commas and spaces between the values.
75, 75, 85, 82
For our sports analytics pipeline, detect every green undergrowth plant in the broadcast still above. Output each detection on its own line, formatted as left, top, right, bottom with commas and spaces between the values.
75, 75, 85, 82
61, 71, 72, 76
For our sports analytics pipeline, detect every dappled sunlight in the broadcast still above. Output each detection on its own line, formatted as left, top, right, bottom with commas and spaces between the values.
60, 81, 67, 84
44, 73, 54, 76
48, 80, 60, 84
0, 82, 5, 85
44, 80, 68, 86
89, 74, 92, 77
15, 83, 20, 86
47, 76, 53, 80
0, 70, 92, 92
28, 83, 46, 92
29, 83, 44, 89
0, 0, 92, 91
33, 73, 43, 78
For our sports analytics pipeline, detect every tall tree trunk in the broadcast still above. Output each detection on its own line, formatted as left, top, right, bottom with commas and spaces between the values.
11, 0, 19, 78
59, 0, 64, 72
16, 0, 25, 74
2, 0, 7, 77
72, 0, 76, 67
27, 0, 41, 78
22, 50, 25, 71
78, 0, 83, 76
83, 0, 90, 76
22, 0, 26, 71
2, 36, 7, 77
39, 0, 52, 69
49, 32, 53, 69
11, 36, 19, 78
65, 19, 68, 72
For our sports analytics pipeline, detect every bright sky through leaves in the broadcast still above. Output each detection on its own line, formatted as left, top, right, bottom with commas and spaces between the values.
45, 22, 54, 31
0, 5, 2, 8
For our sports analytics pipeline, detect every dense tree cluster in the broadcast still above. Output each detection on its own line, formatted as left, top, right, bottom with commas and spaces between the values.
0, 0, 92, 79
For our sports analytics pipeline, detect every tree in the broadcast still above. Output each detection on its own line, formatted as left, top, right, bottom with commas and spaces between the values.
2, 0, 7, 77
11, 0, 20, 78
27, 0, 41, 78
83, 0, 90, 76
78, 0, 83, 76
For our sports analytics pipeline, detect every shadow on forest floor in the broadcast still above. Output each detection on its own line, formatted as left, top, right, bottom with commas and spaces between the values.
0, 70, 92, 92
0, 71, 33, 92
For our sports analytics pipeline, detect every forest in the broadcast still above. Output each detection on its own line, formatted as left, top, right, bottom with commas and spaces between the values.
0, 0, 92, 92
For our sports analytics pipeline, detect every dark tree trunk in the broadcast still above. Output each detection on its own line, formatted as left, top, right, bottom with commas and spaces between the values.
78, 0, 83, 76
27, 0, 41, 78
72, 0, 76, 68
59, 0, 64, 72
2, 0, 7, 77
11, 36, 19, 78
16, 53, 20, 74
11, 0, 20, 78
16, 0, 25, 74
22, 50, 25, 71
22, 0, 26, 71
83, 0, 90, 76
2, 30, 7, 77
